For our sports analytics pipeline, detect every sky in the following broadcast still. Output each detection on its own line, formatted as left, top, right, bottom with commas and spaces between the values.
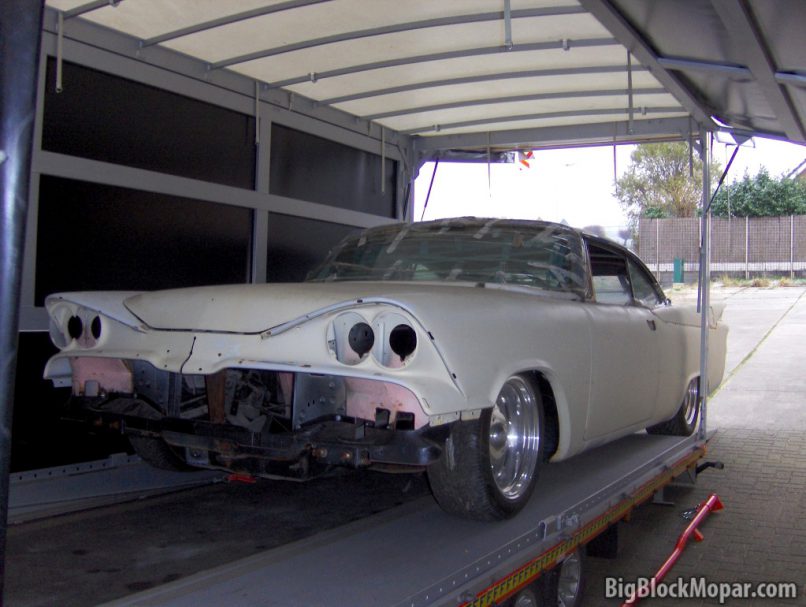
412, 137, 806, 232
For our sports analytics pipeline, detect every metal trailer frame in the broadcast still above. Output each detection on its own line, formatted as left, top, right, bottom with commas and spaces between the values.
85, 432, 711, 607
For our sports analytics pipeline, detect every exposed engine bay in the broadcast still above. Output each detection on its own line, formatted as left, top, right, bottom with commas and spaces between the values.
68, 359, 439, 480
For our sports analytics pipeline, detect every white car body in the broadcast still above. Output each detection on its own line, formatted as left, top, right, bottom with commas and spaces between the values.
43, 218, 727, 519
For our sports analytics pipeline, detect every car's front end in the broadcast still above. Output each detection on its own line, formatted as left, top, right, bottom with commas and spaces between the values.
44, 284, 466, 479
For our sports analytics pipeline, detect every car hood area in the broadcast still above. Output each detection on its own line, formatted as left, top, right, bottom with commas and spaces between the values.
119, 282, 489, 334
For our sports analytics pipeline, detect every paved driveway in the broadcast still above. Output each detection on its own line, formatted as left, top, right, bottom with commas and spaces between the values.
586, 286, 806, 606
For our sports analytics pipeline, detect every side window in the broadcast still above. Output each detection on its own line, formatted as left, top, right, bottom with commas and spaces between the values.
587, 240, 631, 305
628, 259, 664, 307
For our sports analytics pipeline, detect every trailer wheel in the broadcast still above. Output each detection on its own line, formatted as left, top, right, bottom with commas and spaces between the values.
129, 435, 192, 471
510, 586, 540, 607
428, 374, 544, 520
647, 377, 700, 436
554, 548, 585, 607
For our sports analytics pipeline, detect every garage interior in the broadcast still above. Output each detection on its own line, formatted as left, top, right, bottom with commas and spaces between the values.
1, 1, 805, 605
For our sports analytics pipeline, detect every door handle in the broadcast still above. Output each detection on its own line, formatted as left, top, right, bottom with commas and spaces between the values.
647, 319, 656, 331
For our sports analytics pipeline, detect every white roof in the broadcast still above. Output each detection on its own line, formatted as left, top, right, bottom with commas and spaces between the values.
45, 0, 806, 151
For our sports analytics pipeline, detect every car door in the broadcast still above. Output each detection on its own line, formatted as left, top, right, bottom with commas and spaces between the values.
582, 239, 660, 440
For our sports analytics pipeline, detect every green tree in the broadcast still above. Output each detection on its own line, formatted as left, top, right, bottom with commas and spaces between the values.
615, 143, 716, 230
710, 168, 806, 217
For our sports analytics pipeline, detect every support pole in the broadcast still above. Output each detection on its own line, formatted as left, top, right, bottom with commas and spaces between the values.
0, 1, 45, 601
791, 215, 795, 280
697, 128, 711, 440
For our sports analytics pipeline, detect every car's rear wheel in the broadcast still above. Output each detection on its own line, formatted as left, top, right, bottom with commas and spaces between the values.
647, 377, 700, 436
129, 435, 192, 471
427, 374, 544, 520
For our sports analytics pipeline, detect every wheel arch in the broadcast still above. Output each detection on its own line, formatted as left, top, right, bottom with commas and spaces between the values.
524, 370, 560, 462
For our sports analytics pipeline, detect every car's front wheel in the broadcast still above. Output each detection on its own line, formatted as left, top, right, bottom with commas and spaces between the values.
427, 374, 544, 520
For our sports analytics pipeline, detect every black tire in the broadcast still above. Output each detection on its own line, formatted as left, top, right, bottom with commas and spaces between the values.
129, 435, 192, 471
647, 377, 700, 436
546, 548, 586, 607
427, 374, 544, 521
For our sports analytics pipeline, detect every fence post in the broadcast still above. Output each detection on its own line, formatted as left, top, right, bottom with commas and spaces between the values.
744, 217, 750, 280
656, 218, 660, 280
791, 215, 795, 280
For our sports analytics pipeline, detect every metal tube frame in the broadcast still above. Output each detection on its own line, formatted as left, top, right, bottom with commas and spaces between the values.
0, 0, 45, 601
697, 127, 711, 440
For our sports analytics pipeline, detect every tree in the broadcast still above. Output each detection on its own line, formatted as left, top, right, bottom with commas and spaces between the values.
710, 168, 806, 217
615, 143, 717, 230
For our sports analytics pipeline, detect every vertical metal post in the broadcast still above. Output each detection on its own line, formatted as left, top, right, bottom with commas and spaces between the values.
791, 215, 795, 280
744, 216, 750, 280
380, 127, 386, 195
655, 219, 660, 280
626, 51, 634, 134
0, 0, 45, 601
697, 128, 711, 440
503, 0, 513, 50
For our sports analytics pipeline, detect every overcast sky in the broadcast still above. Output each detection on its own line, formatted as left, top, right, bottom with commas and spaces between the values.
413, 137, 806, 231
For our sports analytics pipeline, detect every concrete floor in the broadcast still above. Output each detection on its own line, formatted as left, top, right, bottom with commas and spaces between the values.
5, 286, 805, 606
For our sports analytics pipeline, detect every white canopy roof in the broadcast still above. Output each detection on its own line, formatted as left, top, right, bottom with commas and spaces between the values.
45, 0, 805, 154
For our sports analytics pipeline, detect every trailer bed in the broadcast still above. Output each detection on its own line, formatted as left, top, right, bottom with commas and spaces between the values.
99, 432, 707, 607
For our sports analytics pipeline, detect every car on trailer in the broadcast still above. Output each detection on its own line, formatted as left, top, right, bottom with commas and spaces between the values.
44, 217, 727, 520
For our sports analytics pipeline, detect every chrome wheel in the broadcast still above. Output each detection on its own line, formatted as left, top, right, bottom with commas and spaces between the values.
682, 378, 700, 427
513, 587, 539, 607
557, 551, 582, 607
489, 375, 541, 501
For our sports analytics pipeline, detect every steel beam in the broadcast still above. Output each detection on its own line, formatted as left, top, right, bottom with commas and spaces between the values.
321, 65, 649, 106
63, 0, 127, 19
267, 38, 617, 90
710, 0, 806, 141
210, 6, 585, 70
404, 106, 683, 136
578, 0, 714, 127
364, 87, 664, 122
413, 116, 695, 156
657, 56, 752, 77
698, 128, 711, 440
141, 0, 333, 47
0, 0, 45, 601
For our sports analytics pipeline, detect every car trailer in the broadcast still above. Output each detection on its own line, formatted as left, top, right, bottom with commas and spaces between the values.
24, 430, 711, 607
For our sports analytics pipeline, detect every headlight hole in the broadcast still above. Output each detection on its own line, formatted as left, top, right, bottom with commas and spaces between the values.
67, 316, 83, 340
389, 324, 417, 361
348, 322, 374, 357
90, 316, 102, 340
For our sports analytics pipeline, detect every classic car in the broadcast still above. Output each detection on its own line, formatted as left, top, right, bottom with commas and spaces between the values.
44, 218, 727, 520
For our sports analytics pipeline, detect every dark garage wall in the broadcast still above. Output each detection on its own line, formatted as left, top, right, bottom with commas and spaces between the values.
266, 213, 359, 282
16, 50, 398, 471
35, 176, 253, 305
42, 59, 257, 189
270, 123, 397, 218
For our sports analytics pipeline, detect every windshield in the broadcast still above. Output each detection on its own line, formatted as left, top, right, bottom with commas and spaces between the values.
308, 219, 589, 299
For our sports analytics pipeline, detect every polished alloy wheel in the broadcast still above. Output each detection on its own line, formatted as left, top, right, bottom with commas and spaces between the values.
557, 551, 582, 607
682, 378, 700, 427
488, 376, 541, 500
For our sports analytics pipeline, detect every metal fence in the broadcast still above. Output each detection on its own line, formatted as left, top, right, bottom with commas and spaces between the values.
638, 215, 806, 284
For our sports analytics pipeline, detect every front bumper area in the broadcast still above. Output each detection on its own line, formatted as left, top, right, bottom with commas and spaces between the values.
68, 398, 446, 478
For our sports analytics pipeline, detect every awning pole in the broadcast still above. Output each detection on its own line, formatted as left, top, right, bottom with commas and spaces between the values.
0, 1, 45, 601
697, 127, 711, 440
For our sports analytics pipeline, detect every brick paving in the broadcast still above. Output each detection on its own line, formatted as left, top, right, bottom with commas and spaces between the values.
585, 287, 806, 606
